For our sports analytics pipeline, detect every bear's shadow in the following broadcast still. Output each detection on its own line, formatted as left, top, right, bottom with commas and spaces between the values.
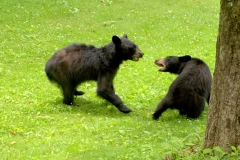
46, 97, 132, 118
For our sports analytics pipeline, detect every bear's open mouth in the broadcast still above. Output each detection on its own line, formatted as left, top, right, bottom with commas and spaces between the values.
158, 64, 165, 71
132, 56, 140, 61
155, 59, 165, 71
133, 57, 139, 61
132, 52, 143, 61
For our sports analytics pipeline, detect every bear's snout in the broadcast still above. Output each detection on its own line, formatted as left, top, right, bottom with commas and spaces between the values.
132, 49, 144, 61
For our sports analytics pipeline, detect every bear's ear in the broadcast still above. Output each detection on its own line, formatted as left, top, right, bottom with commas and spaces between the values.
179, 55, 191, 62
122, 34, 128, 39
112, 36, 122, 46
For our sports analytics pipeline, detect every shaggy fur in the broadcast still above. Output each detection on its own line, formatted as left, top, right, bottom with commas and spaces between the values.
152, 55, 212, 119
45, 34, 144, 113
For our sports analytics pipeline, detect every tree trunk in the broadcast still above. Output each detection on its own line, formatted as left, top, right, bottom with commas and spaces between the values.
204, 0, 240, 152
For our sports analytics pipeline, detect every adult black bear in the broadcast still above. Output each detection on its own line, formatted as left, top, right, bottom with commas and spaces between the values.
152, 55, 212, 119
45, 34, 144, 113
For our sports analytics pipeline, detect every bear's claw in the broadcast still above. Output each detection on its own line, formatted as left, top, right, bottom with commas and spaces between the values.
117, 105, 132, 113
74, 90, 85, 96
152, 112, 159, 120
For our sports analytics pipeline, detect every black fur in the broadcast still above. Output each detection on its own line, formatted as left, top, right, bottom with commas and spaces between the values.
153, 55, 212, 119
45, 34, 144, 113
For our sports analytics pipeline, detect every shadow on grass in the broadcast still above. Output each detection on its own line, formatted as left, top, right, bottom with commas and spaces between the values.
43, 96, 134, 119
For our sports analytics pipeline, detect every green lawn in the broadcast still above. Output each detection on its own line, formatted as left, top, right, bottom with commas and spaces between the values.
0, 0, 222, 159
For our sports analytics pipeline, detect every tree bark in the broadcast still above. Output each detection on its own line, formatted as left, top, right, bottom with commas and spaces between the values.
204, 0, 240, 152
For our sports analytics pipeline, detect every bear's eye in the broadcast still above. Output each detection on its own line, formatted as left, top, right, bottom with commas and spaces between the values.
130, 45, 136, 52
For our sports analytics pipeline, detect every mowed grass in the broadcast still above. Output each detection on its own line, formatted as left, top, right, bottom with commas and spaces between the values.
0, 0, 219, 159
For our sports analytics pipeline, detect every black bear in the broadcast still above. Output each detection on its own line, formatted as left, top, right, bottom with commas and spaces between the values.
45, 34, 144, 113
152, 55, 212, 119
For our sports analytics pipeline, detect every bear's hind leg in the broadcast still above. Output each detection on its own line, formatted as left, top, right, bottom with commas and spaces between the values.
152, 97, 169, 120
207, 94, 210, 105
186, 96, 205, 119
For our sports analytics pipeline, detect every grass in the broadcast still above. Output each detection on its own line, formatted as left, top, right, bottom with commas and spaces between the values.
0, 0, 225, 159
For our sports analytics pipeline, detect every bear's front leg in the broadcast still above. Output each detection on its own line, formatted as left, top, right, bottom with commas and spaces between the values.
152, 97, 169, 120
97, 76, 132, 113
62, 84, 75, 105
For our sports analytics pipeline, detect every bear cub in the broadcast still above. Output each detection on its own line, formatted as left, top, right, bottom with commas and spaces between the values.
45, 34, 144, 113
153, 55, 212, 119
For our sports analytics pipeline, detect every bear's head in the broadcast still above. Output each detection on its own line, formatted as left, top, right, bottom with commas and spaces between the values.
155, 55, 191, 74
112, 34, 144, 61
